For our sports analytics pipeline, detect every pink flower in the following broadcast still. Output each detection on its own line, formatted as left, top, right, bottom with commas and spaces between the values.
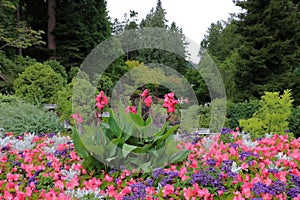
104, 174, 113, 182
140, 89, 150, 98
163, 92, 178, 113
72, 113, 83, 124
125, 106, 137, 114
162, 184, 174, 197
96, 91, 109, 111
144, 96, 152, 107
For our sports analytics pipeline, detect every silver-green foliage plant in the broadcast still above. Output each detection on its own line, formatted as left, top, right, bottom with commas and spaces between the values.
0, 100, 63, 134
239, 89, 294, 139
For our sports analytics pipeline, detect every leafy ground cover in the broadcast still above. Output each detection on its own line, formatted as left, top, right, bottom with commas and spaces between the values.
0, 130, 300, 199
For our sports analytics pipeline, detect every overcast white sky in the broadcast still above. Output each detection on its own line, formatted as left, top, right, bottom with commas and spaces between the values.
106, 0, 241, 44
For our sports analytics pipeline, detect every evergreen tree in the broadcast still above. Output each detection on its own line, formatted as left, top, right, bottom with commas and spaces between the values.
54, 0, 112, 71
233, 0, 300, 103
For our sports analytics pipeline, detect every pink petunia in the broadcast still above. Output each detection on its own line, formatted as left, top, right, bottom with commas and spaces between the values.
162, 184, 174, 197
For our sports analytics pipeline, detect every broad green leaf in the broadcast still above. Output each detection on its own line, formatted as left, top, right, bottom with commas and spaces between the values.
169, 150, 191, 164
71, 128, 89, 158
130, 111, 145, 126
154, 125, 179, 144
122, 143, 138, 158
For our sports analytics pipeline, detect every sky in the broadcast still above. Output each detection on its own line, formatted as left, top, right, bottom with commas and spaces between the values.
106, 0, 241, 44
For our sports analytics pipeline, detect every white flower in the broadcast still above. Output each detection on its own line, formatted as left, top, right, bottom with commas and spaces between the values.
202, 135, 214, 150
265, 133, 273, 138
11, 133, 35, 151
268, 161, 285, 171
65, 188, 105, 199
242, 134, 258, 148
61, 164, 81, 181
0, 136, 12, 148
275, 152, 291, 161
44, 133, 70, 154
231, 161, 242, 173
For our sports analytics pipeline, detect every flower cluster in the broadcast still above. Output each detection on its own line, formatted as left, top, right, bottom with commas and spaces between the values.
163, 92, 178, 113
95, 91, 109, 111
1, 129, 300, 199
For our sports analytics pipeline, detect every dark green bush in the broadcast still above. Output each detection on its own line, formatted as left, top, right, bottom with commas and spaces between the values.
226, 100, 260, 129
0, 100, 63, 134
288, 106, 300, 138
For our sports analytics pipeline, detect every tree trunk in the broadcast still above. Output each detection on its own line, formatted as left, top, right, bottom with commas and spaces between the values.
16, 0, 22, 56
48, 0, 56, 59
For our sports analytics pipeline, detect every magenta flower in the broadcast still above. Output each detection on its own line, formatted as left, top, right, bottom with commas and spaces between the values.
140, 89, 150, 98
126, 106, 137, 114
163, 92, 178, 113
144, 95, 153, 107
95, 91, 109, 111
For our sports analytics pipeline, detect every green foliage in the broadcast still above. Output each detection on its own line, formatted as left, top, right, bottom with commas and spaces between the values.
56, 81, 73, 123
288, 106, 300, 138
72, 72, 96, 123
0, 100, 63, 134
239, 90, 294, 139
0, 0, 45, 50
0, 94, 20, 103
0, 51, 37, 94
43, 60, 68, 82
14, 62, 64, 104
226, 100, 260, 129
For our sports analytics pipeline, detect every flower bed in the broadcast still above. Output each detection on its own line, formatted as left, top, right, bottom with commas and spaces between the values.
0, 130, 300, 199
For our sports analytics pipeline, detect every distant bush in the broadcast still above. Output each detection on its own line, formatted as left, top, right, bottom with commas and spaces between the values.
226, 100, 260, 129
0, 94, 20, 103
56, 81, 73, 123
0, 100, 63, 134
288, 106, 300, 138
43, 60, 67, 82
14, 63, 64, 104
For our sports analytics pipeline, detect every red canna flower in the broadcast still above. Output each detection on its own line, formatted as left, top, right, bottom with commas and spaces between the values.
71, 113, 83, 124
125, 106, 137, 114
140, 89, 150, 98
96, 91, 109, 111
144, 95, 153, 107
163, 92, 178, 113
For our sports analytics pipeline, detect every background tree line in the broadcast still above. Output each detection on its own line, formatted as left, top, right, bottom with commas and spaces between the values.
0, 0, 300, 135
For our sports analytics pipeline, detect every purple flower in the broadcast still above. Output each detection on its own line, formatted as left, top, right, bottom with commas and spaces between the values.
46, 162, 52, 167
230, 143, 239, 149
145, 178, 154, 187
287, 187, 300, 198
152, 168, 165, 179
191, 171, 226, 191
34, 169, 43, 177
290, 174, 300, 187
206, 159, 217, 167
220, 127, 233, 134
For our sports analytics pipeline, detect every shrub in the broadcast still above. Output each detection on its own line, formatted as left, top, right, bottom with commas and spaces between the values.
288, 106, 300, 138
239, 90, 294, 139
56, 81, 73, 123
0, 94, 20, 103
0, 100, 63, 134
43, 60, 68, 82
226, 100, 260, 129
14, 63, 64, 104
